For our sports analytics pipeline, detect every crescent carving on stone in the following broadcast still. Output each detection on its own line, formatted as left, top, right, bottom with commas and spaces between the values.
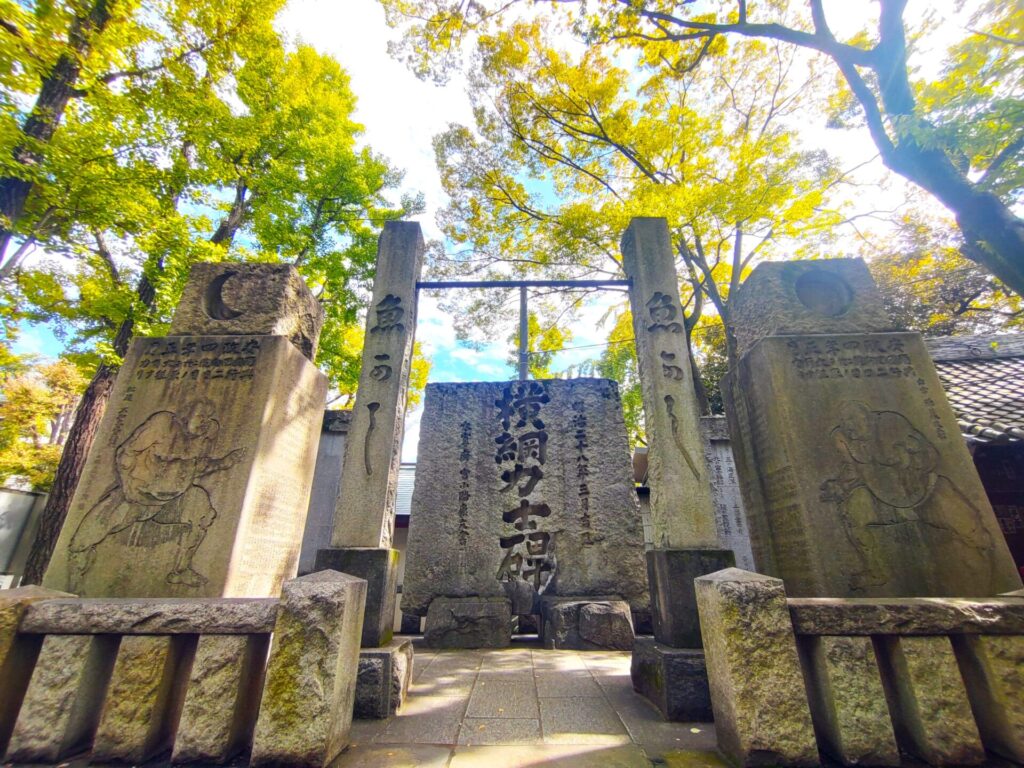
203, 271, 244, 321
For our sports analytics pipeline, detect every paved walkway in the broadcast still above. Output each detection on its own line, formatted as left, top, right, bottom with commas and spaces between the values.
335, 643, 727, 768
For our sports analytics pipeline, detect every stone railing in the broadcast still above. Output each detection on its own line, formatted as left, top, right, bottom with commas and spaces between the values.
0, 571, 365, 767
696, 568, 1024, 767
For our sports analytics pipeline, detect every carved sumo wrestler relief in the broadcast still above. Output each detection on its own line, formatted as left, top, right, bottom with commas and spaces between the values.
820, 400, 993, 592
67, 399, 245, 590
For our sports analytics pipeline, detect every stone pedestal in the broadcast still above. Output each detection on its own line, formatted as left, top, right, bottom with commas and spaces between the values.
723, 259, 1021, 597
631, 639, 712, 721
423, 597, 511, 649
315, 547, 398, 647
539, 596, 634, 650
43, 264, 328, 599
354, 638, 414, 719
647, 548, 735, 648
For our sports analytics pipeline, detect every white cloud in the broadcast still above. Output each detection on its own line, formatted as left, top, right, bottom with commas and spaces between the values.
277, 0, 475, 242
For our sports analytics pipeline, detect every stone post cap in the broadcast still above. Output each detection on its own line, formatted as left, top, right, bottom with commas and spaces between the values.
728, 258, 898, 359
169, 263, 325, 360
282, 569, 368, 598
694, 567, 783, 588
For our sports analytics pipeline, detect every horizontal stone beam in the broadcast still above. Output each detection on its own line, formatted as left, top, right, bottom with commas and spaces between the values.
789, 597, 1024, 636
20, 598, 278, 635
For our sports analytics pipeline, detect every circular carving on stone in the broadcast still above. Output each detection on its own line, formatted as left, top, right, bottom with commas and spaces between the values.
794, 270, 853, 317
203, 271, 244, 321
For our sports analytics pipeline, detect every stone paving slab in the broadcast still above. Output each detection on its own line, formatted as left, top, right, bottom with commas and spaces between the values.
343, 641, 723, 767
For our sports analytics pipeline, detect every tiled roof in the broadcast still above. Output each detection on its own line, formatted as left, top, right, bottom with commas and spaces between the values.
927, 334, 1024, 444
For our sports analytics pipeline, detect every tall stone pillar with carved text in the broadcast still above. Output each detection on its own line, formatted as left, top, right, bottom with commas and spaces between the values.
316, 221, 424, 647
621, 218, 735, 721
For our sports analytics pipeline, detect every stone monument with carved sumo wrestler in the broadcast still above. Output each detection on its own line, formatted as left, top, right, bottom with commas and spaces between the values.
722, 258, 1022, 598
402, 378, 649, 648
43, 263, 328, 598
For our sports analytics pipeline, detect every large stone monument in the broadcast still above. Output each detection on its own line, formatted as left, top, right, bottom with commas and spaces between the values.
722, 259, 1022, 597
402, 378, 649, 648
621, 218, 734, 720
315, 221, 424, 648
43, 263, 328, 598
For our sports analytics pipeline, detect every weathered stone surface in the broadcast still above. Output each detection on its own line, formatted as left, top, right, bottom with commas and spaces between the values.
43, 333, 327, 598
6, 634, 117, 762
424, 597, 511, 649
953, 634, 1024, 762
726, 259, 896, 360
92, 634, 192, 763
21, 596, 278, 634
620, 218, 717, 548
404, 379, 649, 618
251, 570, 367, 767
172, 634, 269, 764
333, 222, 424, 550
799, 635, 899, 766
789, 596, 1024, 635
647, 548, 735, 648
169, 262, 324, 359
354, 638, 414, 719
723, 329, 1021, 598
297, 410, 351, 574
630, 639, 712, 721
701, 417, 756, 570
0, 586, 73, 754
314, 547, 399, 646
540, 597, 634, 651
876, 635, 984, 765
695, 568, 817, 767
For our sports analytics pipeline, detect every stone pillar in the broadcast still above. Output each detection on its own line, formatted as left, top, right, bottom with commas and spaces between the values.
620, 217, 716, 548
953, 634, 1024, 763
42, 263, 328, 598
721, 258, 1021, 597
695, 568, 818, 767
251, 570, 366, 768
621, 218, 733, 719
318, 222, 423, 648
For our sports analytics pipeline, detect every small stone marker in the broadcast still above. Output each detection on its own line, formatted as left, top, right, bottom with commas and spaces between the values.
251, 570, 366, 768
43, 264, 327, 598
695, 568, 818, 767
800, 635, 899, 766
955, 634, 1024, 762
172, 634, 268, 763
723, 259, 1022, 597
6, 634, 117, 762
403, 378, 649, 639
876, 635, 985, 765
91, 634, 192, 763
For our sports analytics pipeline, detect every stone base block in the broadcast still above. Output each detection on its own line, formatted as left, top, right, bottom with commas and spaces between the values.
648, 548, 735, 648
630, 638, 712, 721
540, 597, 634, 651
424, 597, 510, 649
315, 547, 398, 647
355, 638, 414, 719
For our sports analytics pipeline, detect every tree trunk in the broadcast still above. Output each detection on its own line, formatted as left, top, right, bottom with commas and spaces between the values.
21, 363, 116, 584
0, 0, 111, 262
21, 271, 152, 584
